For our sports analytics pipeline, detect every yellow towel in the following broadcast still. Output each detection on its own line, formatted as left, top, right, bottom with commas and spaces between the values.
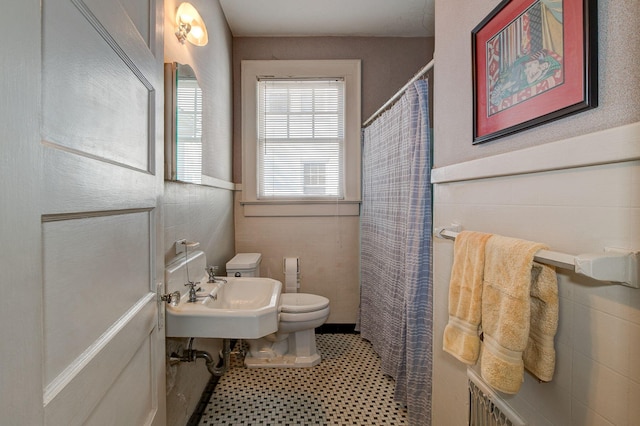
443, 231, 493, 365
480, 235, 551, 394
523, 262, 558, 382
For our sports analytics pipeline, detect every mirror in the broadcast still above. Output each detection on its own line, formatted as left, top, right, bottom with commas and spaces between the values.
164, 62, 203, 184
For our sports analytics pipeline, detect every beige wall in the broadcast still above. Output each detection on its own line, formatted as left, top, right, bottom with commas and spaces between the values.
232, 36, 434, 183
232, 37, 434, 323
234, 198, 361, 323
163, 1, 235, 424
432, 1, 640, 424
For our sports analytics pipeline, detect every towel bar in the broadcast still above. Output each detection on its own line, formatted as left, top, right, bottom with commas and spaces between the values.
434, 225, 639, 289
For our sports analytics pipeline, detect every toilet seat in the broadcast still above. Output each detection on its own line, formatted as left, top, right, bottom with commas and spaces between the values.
279, 305, 330, 323
279, 293, 330, 313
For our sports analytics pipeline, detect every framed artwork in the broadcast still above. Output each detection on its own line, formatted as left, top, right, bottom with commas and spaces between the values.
472, 0, 597, 144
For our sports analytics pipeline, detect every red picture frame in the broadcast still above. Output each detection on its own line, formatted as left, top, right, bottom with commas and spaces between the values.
472, 0, 597, 144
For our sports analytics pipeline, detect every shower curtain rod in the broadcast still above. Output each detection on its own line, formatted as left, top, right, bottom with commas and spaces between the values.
362, 59, 434, 128
434, 225, 640, 289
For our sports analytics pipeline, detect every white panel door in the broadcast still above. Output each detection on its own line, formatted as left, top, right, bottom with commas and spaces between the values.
39, 0, 165, 425
0, 1, 44, 424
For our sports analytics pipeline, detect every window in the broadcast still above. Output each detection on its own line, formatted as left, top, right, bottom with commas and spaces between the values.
258, 78, 344, 199
242, 60, 361, 216
304, 162, 327, 195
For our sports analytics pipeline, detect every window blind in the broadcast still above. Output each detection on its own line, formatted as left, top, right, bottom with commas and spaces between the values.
176, 78, 202, 184
257, 78, 345, 199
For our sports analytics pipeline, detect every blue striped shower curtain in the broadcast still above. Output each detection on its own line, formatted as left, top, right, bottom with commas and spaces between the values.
359, 79, 432, 425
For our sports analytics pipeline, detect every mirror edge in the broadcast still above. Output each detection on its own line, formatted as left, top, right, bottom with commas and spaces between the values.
164, 62, 178, 181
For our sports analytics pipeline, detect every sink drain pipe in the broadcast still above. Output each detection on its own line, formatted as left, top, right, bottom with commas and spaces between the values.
169, 338, 230, 376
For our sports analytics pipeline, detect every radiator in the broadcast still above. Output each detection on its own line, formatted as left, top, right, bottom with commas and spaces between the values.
467, 368, 527, 426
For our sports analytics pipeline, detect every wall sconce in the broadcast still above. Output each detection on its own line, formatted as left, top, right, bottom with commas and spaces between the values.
175, 2, 208, 46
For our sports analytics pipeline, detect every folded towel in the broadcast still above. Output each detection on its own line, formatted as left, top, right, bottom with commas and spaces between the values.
443, 231, 493, 364
480, 236, 548, 394
523, 262, 558, 382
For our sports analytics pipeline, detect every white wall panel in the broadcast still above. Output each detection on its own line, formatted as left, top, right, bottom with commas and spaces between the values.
42, 0, 151, 172
119, 0, 152, 48
42, 145, 157, 214
42, 211, 151, 385
43, 298, 156, 425
432, 153, 640, 425
85, 331, 155, 426
27, 0, 166, 423
0, 1, 44, 423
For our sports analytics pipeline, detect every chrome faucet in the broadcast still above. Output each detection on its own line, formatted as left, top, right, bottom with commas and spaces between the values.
206, 266, 227, 284
184, 280, 200, 303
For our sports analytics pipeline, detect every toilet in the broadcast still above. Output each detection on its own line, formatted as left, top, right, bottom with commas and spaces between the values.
226, 253, 330, 368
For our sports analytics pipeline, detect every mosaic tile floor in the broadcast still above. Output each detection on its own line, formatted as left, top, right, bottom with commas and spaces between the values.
198, 333, 408, 425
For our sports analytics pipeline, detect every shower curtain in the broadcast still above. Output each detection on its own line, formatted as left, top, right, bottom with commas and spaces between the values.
359, 79, 432, 425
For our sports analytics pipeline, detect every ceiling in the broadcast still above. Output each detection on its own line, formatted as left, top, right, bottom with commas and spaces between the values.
218, 0, 435, 37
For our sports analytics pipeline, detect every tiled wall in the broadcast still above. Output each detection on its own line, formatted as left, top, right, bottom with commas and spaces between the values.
431, 132, 640, 425
432, 1, 640, 420
233, 192, 361, 323
163, 182, 235, 269
163, 172, 236, 426
163, 0, 234, 424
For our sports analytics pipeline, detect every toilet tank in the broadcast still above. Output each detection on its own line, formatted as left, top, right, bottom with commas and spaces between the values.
226, 253, 262, 277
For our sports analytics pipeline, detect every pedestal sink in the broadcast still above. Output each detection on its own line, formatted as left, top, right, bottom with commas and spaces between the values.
165, 277, 282, 339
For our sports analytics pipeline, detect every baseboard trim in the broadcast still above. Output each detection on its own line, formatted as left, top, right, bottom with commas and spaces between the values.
186, 374, 220, 426
316, 323, 358, 334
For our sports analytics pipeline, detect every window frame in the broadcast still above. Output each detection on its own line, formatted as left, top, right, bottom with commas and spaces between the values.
241, 60, 361, 217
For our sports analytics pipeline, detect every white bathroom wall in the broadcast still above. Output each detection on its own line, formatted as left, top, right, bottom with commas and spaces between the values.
432, 129, 640, 425
163, 0, 235, 267
432, 0, 640, 424
163, 0, 235, 424
433, 0, 640, 168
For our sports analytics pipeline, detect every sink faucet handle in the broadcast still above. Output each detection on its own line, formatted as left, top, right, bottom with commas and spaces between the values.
206, 265, 219, 283
184, 280, 200, 302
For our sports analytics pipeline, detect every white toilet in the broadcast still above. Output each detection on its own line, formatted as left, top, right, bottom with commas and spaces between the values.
226, 253, 330, 368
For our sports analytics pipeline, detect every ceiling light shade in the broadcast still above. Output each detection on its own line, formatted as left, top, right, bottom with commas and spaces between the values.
175, 3, 208, 46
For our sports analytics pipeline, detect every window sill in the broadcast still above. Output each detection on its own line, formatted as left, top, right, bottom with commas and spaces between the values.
240, 200, 361, 217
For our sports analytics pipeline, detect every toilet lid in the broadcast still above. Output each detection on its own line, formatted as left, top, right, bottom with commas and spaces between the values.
280, 293, 330, 313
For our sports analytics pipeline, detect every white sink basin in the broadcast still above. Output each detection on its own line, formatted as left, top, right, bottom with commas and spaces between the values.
165, 277, 282, 339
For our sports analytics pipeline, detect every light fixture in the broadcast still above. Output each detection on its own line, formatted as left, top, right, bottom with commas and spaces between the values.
175, 3, 208, 46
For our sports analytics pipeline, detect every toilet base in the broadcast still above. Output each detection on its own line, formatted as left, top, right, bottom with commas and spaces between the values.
244, 327, 322, 368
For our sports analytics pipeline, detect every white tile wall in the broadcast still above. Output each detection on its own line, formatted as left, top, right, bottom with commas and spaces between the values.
163, 181, 235, 426
233, 192, 361, 324
163, 181, 235, 267
432, 158, 640, 425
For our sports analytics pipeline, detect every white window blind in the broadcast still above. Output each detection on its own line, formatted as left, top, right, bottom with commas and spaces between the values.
176, 78, 202, 184
257, 78, 345, 199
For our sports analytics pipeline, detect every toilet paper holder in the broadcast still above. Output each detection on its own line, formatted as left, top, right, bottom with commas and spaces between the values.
283, 257, 300, 274
283, 257, 300, 290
